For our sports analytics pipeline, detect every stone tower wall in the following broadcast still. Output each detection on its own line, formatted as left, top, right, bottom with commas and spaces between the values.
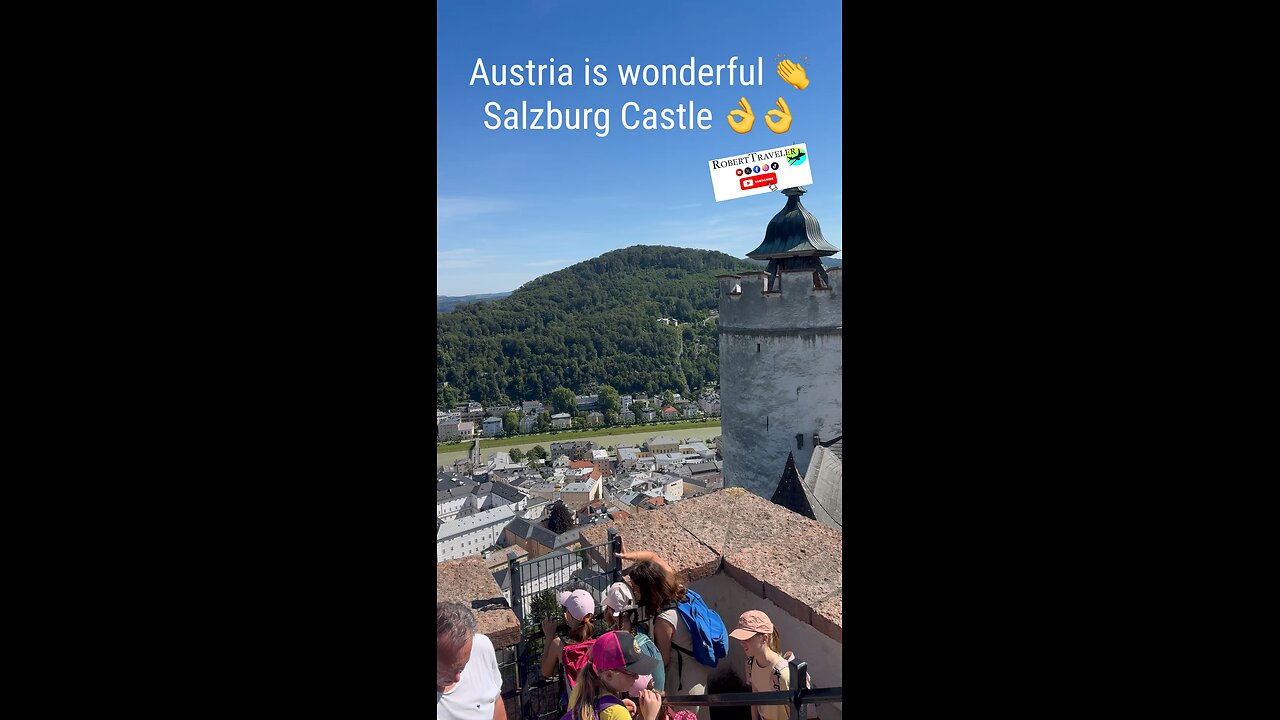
717, 267, 842, 499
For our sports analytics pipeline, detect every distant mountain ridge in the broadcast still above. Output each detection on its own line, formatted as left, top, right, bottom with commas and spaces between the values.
439, 258, 841, 311
436, 245, 759, 407
437, 292, 513, 313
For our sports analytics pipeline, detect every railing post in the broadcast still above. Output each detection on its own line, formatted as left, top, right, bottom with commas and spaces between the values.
508, 551, 528, 719
791, 659, 809, 720
609, 527, 622, 584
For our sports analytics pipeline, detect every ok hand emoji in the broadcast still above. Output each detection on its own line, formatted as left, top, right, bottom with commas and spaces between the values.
776, 59, 810, 90
727, 97, 755, 134
765, 97, 792, 134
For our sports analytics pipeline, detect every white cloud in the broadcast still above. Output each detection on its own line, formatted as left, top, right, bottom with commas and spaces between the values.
437, 248, 487, 270
436, 197, 522, 222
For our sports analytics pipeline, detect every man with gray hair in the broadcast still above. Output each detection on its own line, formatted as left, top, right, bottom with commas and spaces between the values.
438, 601, 506, 720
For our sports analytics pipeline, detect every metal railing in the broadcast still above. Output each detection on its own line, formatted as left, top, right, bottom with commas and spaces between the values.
662, 660, 842, 719
502, 527, 625, 720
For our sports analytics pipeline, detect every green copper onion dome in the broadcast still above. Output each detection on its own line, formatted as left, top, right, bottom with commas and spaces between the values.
746, 187, 839, 259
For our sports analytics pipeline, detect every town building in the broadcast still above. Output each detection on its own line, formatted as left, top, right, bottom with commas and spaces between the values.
645, 435, 680, 454
560, 476, 603, 510
550, 412, 571, 428
482, 416, 503, 436
438, 417, 461, 442
499, 517, 581, 559
590, 448, 614, 476
549, 440, 599, 461
437, 504, 519, 562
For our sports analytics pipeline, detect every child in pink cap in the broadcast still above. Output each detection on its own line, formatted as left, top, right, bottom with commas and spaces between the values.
563, 631, 661, 720
542, 589, 598, 690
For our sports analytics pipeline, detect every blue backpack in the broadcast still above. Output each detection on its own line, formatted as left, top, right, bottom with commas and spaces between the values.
665, 588, 729, 668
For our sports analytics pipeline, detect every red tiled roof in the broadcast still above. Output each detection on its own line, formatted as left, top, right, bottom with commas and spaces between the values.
609, 511, 631, 520
569, 461, 594, 469
662, 406, 676, 413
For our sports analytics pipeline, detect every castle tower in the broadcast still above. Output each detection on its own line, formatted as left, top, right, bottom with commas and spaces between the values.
717, 187, 842, 500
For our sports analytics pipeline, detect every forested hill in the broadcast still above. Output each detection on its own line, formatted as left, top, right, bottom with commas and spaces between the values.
436, 245, 759, 408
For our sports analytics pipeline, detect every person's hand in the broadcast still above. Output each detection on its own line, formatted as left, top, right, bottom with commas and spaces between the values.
765, 97, 792, 134
616, 537, 643, 561
621, 699, 638, 716
727, 97, 755, 134
776, 60, 810, 90
636, 689, 662, 720
541, 617, 556, 638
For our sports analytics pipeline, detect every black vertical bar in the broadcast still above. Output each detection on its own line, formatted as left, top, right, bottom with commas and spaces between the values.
509, 551, 528, 719
609, 527, 621, 584
791, 660, 808, 720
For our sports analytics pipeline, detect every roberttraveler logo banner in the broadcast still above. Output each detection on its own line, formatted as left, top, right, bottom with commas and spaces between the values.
706, 143, 812, 202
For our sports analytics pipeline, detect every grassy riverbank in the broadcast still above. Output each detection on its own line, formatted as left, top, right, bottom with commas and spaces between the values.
436, 419, 721, 453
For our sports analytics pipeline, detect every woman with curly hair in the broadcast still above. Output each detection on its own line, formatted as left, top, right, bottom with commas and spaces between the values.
617, 548, 708, 720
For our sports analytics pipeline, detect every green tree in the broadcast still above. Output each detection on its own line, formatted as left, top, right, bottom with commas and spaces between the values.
605, 410, 619, 426
549, 501, 574, 533
529, 589, 560, 630
662, 390, 675, 408
509, 447, 524, 463
551, 386, 576, 415
503, 411, 520, 435
438, 384, 462, 410
597, 385, 621, 415
537, 411, 551, 433
529, 445, 547, 461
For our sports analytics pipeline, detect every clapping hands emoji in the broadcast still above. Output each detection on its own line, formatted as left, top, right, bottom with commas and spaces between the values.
776, 59, 809, 90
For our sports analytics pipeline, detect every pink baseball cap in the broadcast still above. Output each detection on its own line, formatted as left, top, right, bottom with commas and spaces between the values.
729, 610, 774, 640
556, 589, 596, 621
590, 631, 658, 675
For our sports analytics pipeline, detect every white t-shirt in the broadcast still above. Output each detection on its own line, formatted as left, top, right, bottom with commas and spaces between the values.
437, 633, 503, 720
658, 608, 709, 692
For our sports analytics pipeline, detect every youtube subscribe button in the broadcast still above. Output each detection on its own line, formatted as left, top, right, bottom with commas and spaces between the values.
740, 172, 777, 190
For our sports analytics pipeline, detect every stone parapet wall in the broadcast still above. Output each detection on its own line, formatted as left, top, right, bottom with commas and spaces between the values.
577, 490, 841, 644
436, 555, 522, 649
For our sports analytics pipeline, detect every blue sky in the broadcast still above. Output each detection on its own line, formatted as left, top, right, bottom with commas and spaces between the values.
437, 0, 843, 295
